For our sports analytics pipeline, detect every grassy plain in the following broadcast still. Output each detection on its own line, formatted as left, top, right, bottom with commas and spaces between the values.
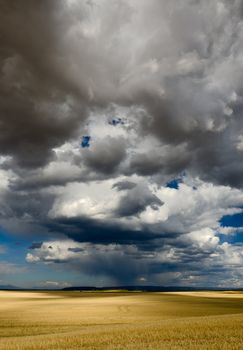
1, 290, 243, 349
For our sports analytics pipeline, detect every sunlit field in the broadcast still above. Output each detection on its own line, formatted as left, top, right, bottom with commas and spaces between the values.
1, 291, 243, 350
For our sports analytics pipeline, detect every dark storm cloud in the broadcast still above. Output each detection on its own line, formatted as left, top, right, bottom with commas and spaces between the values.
115, 184, 163, 217
0, 0, 243, 184
83, 137, 127, 175
45, 217, 166, 245
128, 151, 164, 176
127, 145, 190, 179
1, 189, 52, 221
25, 227, 238, 285
112, 180, 136, 191
0, 0, 89, 167
70, 253, 144, 283
10, 170, 82, 191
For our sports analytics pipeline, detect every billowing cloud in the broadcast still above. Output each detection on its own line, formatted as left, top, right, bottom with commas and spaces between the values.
1, 0, 243, 287
23, 177, 243, 285
25, 232, 243, 286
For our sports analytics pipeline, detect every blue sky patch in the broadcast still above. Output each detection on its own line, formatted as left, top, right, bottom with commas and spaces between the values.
220, 211, 243, 228
166, 178, 181, 189
81, 136, 91, 148
108, 117, 124, 126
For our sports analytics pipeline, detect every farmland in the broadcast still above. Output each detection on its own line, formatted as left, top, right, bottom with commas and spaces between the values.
1, 291, 243, 349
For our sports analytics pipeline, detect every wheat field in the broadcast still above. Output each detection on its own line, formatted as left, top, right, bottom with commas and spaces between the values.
1, 290, 243, 350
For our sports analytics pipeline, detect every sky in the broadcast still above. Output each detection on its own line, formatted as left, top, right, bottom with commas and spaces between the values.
0, 0, 243, 289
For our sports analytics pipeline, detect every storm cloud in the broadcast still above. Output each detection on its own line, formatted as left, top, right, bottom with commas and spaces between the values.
1, 0, 243, 287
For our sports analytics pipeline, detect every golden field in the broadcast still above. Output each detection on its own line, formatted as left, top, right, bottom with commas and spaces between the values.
1, 290, 243, 349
